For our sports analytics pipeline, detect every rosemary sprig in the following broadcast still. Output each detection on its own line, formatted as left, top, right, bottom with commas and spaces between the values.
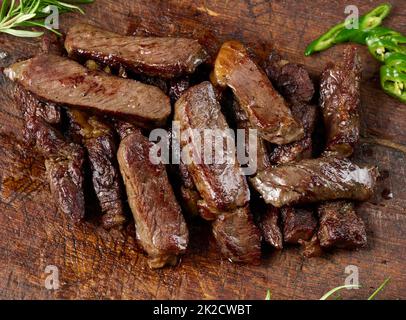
320, 284, 360, 300
0, 0, 93, 37
367, 277, 391, 300
265, 277, 391, 300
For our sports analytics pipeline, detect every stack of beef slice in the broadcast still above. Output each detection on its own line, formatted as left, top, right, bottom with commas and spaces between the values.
3, 23, 378, 268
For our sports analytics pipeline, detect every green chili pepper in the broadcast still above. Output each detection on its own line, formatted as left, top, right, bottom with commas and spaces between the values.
305, 3, 392, 56
384, 52, 406, 67
359, 3, 392, 30
380, 64, 406, 103
367, 35, 406, 62
335, 26, 401, 45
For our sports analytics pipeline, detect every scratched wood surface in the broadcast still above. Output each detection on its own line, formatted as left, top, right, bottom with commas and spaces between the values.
0, 0, 405, 300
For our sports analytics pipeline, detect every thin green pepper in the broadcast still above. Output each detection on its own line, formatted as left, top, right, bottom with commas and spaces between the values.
305, 3, 392, 56
380, 64, 406, 103
335, 26, 401, 45
367, 34, 406, 62
384, 52, 406, 67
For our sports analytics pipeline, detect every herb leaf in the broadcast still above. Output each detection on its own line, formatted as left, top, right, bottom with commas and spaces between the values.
0, 0, 93, 38
320, 284, 360, 300
367, 277, 391, 300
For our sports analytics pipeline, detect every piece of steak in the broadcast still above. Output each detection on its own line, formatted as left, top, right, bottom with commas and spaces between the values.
212, 41, 304, 144
318, 47, 367, 250
281, 206, 317, 244
257, 205, 283, 250
15, 87, 85, 222
270, 102, 317, 164
265, 51, 315, 104
251, 157, 378, 207
212, 205, 261, 264
320, 46, 361, 158
4, 54, 171, 128
174, 81, 250, 212
174, 82, 261, 263
116, 122, 188, 268
317, 201, 367, 249
65, 23, 209, 78
227, 99, 282, 249
67, 110, 126, 229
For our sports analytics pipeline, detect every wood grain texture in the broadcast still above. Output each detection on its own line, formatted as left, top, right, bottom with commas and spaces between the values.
0, 0, 405, 300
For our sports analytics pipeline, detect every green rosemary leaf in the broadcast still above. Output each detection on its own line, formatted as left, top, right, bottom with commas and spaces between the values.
265, 289, 272, 300
0, 0, 10, 21
1, 28, 44, 37
320, 284, 360, 300
367, 278, 391, 300
0, 0, 93, 38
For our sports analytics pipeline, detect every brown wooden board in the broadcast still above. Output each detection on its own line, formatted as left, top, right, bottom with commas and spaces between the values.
0, 0, 405, 300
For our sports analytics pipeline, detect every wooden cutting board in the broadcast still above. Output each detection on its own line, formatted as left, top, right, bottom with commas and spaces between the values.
1, 0, 405, 300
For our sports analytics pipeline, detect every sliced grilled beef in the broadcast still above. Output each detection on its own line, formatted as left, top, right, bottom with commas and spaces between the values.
15, 87, 85, 222
227, 99, 282, 249
4, 54, 171, 128
251, 157, 378, 207
317, 201, 367, 249
270, 102, 317, 164
67, 110, 126, 229
212, 205, 261, 264
258, 206, 283, 250
212, 41, 304, 144
320, 46, 361, 157
265, 51, 315, 104
318, 47, 367, 250
229, 98, 271, 174
174, 82, 260, 263
281, 206, 317, 244
116, 122, 188, 268
174, 81, 250, 212
65, 23, 208, 78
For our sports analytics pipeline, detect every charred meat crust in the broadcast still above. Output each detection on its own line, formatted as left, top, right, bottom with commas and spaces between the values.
65, 23, 209, 79
229, 98, 271, 174
270, 103, 317, 164
212, 41, 304, 145
317, 201, 367, 249
251, 157, 378, 208
4, 54, 171, 128
212, 205, 261, 264
258, 206, 283, 250
116, 124, 188, 269
320, 46, 361, 158
265, 51, 315, 104
281, 206, 317, 244
174, 82, 260, 263
174, 81, 250, 212
15, 87, 85, 222
67, 110, 126, 229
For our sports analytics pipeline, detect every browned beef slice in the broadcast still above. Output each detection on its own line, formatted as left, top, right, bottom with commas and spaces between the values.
320, 46, 361, 158
212, 41, 304, 145
251, 157, 378, 207
212, 206, 261, 264
258, 206, 283, 249
270, 103, 317, 164
4, 54, 171, 128
265, 51, 315, 103
65, 23, 208, 78
116, 124, 188, 268
15, 87, 85, 222
281, 206, 317, 244
67, 110, 126, 229
318, 201, 367, 249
